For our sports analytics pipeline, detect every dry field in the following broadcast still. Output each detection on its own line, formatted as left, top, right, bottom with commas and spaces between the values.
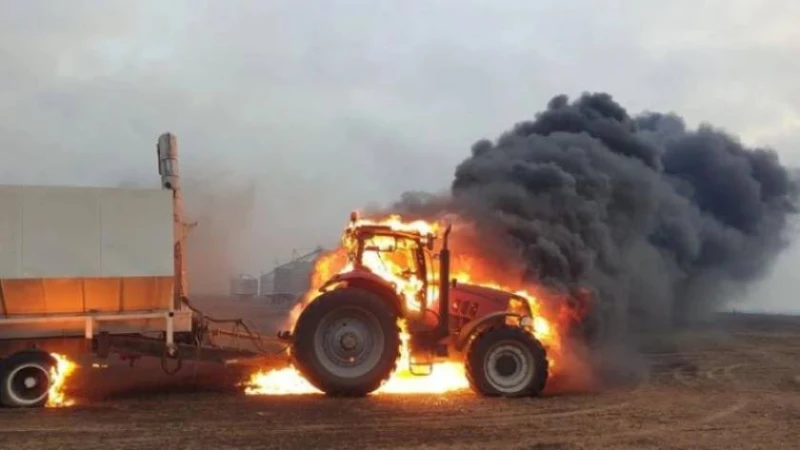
0, 312, 798, 450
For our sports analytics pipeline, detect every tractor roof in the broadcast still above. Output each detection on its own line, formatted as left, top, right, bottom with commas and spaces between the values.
346, 223, 435, 242
344, 213, 439, 244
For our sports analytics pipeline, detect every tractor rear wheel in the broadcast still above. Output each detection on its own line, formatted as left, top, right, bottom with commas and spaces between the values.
465, 326, 548, 397
291, 287, 400, 396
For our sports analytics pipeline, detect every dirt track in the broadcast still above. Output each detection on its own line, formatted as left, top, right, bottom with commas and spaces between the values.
1, 313, 799, 450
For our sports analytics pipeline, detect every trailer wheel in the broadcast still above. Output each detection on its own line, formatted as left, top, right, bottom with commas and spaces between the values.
0, 351, 57, 408
292, 287, 400, 396
465, 326, 548, 397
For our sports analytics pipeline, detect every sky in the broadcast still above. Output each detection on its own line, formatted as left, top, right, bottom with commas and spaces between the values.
1, 0, 799, 305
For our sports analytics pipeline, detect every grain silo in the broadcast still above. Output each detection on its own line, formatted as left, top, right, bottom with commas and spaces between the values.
229, 274, 259, 297
263, 247, 323, 296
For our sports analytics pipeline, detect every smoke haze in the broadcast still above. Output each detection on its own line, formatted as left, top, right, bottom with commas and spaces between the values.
1, 1, 799, 308
393, 93, 798, 337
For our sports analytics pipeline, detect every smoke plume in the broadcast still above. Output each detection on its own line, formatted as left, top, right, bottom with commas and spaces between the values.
182, 172, 258, 295
393, 92, 798, 340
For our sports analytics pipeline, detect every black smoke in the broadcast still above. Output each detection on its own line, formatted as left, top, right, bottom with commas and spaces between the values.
394, 92, 798, 339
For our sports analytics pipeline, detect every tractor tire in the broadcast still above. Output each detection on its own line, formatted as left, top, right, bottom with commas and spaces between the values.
465, 326, 548, 397
0, 351, 56, 408
291, 287, 400, 397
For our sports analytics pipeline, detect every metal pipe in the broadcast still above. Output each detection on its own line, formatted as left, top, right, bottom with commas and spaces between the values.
0, 310, 175, 325
166, 312, 174, 346
0, 281, 6, 318
85, 317, 94, 339
437, 224, 453, 339
157, 133, 187, 309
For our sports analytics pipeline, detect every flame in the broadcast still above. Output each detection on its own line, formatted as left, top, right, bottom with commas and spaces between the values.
245, 319, 468, 395
244, 365, 318, 395
348, 214, 439, 236
46, 353, 76, 408
249, 214, 578, 396
375, 320, 468, 394
286, 247, 350, 329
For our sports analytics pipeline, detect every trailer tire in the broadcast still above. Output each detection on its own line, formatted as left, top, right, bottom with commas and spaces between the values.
465, 326, 548, 397
291, 287, 400, 397
0, 351, 56, 408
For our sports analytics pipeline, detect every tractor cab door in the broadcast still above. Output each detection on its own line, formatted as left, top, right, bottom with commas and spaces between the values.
416, 244, 444, 329
360, 234, 428, 315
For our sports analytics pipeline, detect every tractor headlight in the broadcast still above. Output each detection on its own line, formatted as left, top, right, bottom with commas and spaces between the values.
520, 316, 533, 329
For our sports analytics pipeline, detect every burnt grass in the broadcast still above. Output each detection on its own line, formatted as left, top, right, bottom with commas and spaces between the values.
1, 312, 799, 450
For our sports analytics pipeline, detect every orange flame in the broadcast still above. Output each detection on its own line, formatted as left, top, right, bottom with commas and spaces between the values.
248, 214, 574, 396
375, 320, 469, 394
244, 365, 318, 395
46, 353, 76, 408
244, 319, 469, 395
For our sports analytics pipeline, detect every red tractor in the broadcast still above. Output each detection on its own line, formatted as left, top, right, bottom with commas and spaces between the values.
281, 213, 550, 397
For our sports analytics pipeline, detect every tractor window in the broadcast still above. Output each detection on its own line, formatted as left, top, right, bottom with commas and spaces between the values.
423, 246, 435, 284
366, 237, 417, 274
390, 238, 417, 273
360, 236, 420, 280
364, 235, 397, 252
360, 235, 425, 312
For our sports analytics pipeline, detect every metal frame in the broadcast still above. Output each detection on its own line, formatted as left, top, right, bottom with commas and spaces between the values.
0, 308, 186, 346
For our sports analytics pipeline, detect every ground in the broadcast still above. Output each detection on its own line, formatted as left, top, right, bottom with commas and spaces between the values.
0, 312, 798, 450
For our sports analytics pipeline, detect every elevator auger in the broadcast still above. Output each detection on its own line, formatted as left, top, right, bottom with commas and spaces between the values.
280, 212, 550, 397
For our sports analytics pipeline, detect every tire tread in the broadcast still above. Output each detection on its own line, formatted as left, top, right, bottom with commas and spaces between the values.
464, 326, 549, 397
291, 288, 401, 397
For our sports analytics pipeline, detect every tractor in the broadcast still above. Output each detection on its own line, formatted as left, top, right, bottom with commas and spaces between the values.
281, 213, 550, 397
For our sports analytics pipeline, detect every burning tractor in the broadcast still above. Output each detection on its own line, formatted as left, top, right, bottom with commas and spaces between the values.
280, 213, 551, 397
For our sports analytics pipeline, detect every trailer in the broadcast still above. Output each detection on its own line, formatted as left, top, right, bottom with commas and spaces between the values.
0, 134, 284, 408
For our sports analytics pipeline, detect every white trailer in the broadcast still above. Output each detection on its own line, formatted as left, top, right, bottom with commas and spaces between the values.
0, 185, 192, 339
0, 134, 277, 408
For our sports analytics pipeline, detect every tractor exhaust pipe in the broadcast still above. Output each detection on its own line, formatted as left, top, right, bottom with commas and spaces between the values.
437, 224, 453, 340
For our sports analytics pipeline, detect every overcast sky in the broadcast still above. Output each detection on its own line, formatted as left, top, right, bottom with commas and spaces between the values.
1, 0, 799, 304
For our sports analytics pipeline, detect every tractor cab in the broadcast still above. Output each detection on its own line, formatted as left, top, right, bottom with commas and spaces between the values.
341, 216, 440, 324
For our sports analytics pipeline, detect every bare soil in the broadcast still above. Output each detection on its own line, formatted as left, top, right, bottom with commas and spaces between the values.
1, 313, 799, 450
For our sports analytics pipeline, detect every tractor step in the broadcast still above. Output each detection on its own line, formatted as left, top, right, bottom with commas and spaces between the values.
408, 362, 433, 376
408, 350, 436, 376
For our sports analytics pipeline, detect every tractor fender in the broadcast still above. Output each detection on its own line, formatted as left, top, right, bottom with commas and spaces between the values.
320, 271, 405, 316
454, 311, 524, 352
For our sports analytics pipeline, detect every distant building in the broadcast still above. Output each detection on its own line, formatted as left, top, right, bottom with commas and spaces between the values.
229, 274, 259, 297
259, 247, 324, 297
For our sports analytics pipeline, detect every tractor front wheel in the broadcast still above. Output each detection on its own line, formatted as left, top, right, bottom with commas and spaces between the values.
465, 326, 548, 397
291, 287, 400, 397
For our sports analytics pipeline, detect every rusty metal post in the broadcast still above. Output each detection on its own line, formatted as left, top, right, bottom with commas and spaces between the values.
157, 133, 187, 309
0, 281, 6, 318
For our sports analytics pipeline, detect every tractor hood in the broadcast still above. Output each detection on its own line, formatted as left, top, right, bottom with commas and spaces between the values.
451, 282, 514, 301
449, 281, 529, 318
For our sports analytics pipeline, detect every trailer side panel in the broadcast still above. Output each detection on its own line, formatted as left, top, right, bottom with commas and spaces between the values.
0, 185, 174, 279
0, 185, 191, 341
